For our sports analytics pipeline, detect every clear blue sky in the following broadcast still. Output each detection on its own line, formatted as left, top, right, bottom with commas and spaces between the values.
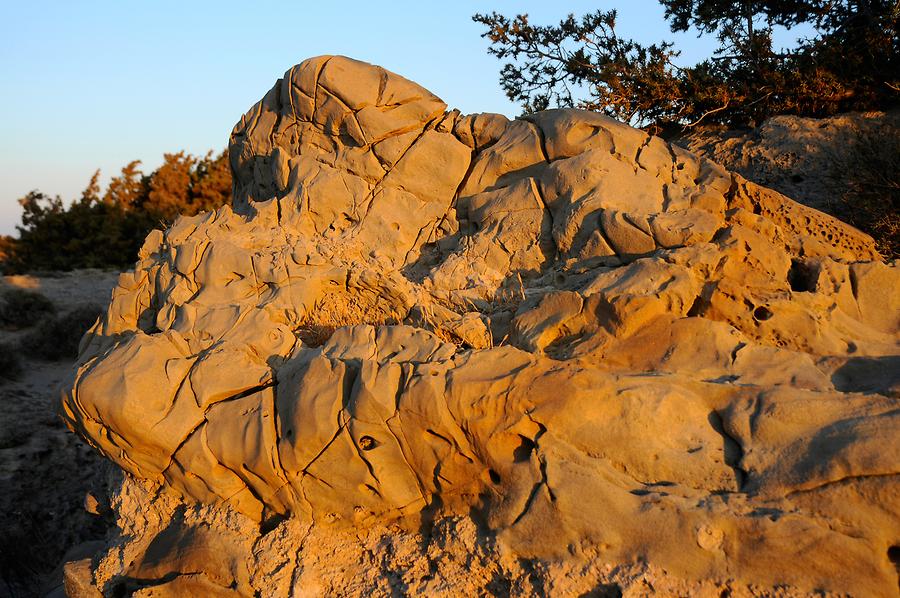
0, 1, 806, 235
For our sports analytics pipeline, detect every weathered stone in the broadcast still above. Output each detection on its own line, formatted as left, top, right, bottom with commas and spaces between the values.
63, 559, 101, 598
61, 56, 899, 597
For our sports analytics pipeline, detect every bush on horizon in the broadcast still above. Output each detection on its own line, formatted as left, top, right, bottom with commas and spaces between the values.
2, 150, 231, 273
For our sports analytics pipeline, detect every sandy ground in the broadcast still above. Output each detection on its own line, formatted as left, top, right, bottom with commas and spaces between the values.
0, 270, 119, 598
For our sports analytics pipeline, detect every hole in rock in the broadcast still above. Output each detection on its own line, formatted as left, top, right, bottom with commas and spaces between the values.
578, 583, 623, 598
110, 580, 129, 598
889, 545, 900, 590
260, 513, 288, 536
358, 435, 377, 451
686, 295, 705, 317
787, 259, 815, 292
707, 411, 745, 490
488, 469, 501, 484
513, 435, 537, 462
752, 306, 773, 321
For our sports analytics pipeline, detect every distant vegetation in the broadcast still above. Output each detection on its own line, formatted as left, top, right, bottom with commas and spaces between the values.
475, 1, 899, 130
1, 150, 231, 273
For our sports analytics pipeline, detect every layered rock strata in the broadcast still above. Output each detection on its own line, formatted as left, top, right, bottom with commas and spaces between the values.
62, 56, 900, 596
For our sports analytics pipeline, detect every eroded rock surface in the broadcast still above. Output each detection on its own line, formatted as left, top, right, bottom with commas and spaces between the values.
61, 56, 900, 596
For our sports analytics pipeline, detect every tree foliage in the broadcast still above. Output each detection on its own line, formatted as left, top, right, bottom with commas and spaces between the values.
474, 1, 900, 129
3, 150, 231, 273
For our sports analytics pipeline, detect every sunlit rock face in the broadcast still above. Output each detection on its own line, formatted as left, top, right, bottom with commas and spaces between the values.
62, 56, 900, 596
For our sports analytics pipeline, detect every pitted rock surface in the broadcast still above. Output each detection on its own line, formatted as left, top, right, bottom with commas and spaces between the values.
62, 56, 899, 596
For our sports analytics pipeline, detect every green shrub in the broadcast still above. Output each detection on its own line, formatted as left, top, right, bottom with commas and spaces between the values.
20, 304, 103, 361
0, 343, 23, 381
0, 289, 56, 330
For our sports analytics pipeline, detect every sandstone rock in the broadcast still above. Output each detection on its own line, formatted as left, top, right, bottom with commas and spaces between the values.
62, 559, 101, 598
61, 56, 899, 596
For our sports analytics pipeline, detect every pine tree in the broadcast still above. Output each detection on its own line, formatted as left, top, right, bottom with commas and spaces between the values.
474, 1, 899, 128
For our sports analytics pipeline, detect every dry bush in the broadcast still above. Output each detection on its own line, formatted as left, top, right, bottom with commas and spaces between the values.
295, 323, 338, 348
20, 304, 103, 361
294, 289, 403, 348
0, 343, 22, 382
0, 289, 56, 330
830, 121, 900, 259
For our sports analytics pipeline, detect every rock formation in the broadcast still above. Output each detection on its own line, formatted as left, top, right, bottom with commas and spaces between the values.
61, 56, 900, 596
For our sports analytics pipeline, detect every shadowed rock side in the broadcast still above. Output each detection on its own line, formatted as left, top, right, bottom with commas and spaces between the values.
61, 56, 900, 596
